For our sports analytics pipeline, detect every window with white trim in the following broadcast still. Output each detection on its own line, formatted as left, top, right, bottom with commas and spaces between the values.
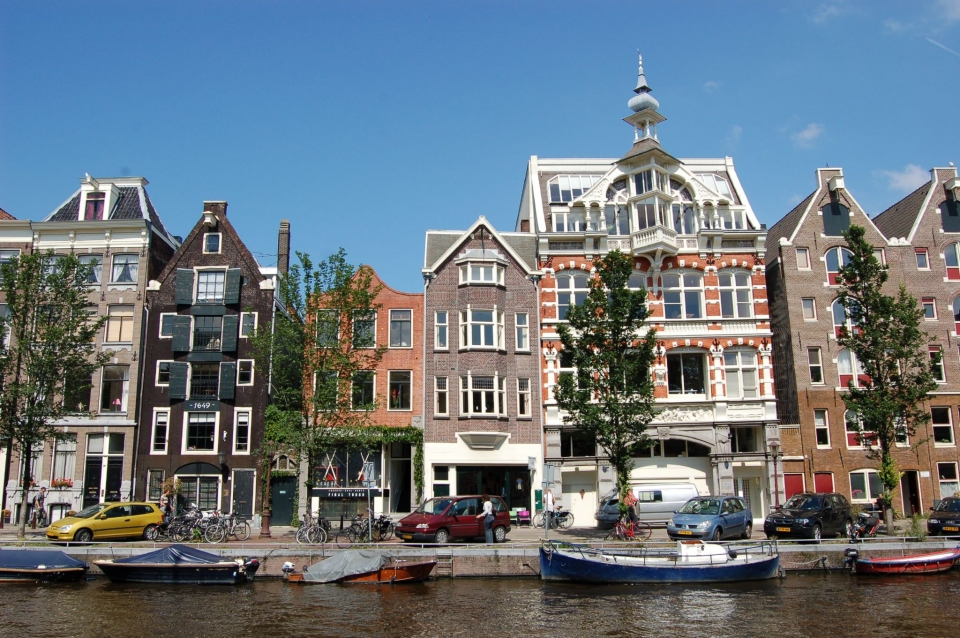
666, 352, 706, 397
946, 243, 960, 280
922, 297, 937, 320
78, 254, 101, 284
159, 313, 176, 338
724, 350, 758, 399
315, 309, 339, 347
845, 410, 876, 448
795, 247, 811, 270
351, 371, 375, 410
825, 247, 852, 285
662, 273, 703, 319
435, 377, 448, 416
838, 348, 866, 388
388, 371, 412, 410
147, 470, 165, 500
196, 269, 226, 303
517, 378, 531, 417
938, 462, 959, 498
801, 298, 817, 320
435, 311, 448, 350
459, 308, 504, 349
151, 410, 169, 454
234, 410, 250, 453
389, 310, 412, 348
718, 270, 752, 318
240, 312, 257, 337
459, 262, 505, 285
814, 409, 830, 447
111, 254, 139, 284
237, 360, 254, 386
548, 174, 601, 203
515, 313, 529, 351
352, 311, 376, 348
0, 249, 20, 281
916, 248, 929, 270
808, 348, 824, 384
931, 346, 945, 383
556, 273, 589, 320
849, 469, 883, 503
184, 412, 216, 452
203, 233, 221, 254
832, 298, 859, 337
460, 375, 506, 416
156, 361, 172, 386
105, 305, 134, 343
933, 407, 955, 446
100, 365, 130, 413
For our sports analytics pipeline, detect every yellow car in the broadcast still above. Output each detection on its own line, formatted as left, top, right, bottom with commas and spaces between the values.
46, 502, 163, 543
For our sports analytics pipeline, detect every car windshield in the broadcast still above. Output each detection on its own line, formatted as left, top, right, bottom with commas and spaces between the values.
416, 498, 454, 515
934, 499, 960, 513
72, 504, 109, 519
679, 499, 721, 515
784, 495, 823, 510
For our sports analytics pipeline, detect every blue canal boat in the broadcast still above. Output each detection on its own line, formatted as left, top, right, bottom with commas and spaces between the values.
0, 548, 88, 583
94, 544, 260, 585
539, 540, 781, 584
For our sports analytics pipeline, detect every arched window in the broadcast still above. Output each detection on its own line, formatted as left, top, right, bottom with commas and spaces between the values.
724, 349, 758, 399
837, 349, 867, 388
945, 243, 960, 280
832, 299, 858, 337
627, 271, 647, 290
718, 270, 753, 318
661, 272, 703, 319
825, 247, 853, 285
556, 273, 590, 320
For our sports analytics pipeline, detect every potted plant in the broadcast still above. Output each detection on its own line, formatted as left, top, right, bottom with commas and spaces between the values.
50, 478, 73, 489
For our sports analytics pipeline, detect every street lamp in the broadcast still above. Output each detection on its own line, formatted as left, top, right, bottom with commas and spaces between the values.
769, 441, 781, 508
218, 451, 227, 467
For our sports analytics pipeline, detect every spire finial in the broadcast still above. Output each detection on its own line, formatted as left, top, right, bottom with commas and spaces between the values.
634, 50, 651, 95
628, 50, 659, 113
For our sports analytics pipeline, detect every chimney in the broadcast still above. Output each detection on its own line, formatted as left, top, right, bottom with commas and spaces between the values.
277, 219, 291, 275
203, 201, 228, 217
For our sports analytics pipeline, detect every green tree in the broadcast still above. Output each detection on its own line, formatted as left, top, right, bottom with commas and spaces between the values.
0, 251, 108, 538
836, 225, 938, 531
554, 250, 658, 508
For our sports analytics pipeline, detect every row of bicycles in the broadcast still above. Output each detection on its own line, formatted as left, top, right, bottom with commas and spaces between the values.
145, 507, 251, 543
296, 509, 395, 548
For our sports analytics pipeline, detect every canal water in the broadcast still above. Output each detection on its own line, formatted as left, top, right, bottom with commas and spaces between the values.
2, 571, 958, 637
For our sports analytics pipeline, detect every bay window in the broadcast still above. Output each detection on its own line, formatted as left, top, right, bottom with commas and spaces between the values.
460, 308, 504, 349
459, 262, 505, 285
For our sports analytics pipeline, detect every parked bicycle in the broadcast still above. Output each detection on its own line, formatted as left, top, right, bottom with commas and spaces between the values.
533, 507, 574, 530
369, 511, 395, 542
296, 514, 331, 545
605, 517, 652, 542
334, 514, 371, 548
203, 511, 252, 543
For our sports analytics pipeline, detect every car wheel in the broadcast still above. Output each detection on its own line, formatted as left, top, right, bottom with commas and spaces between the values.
741, 522, 752, 539
493, 526, 507, 543
434, 529, 450, 545
842, 519, 853, 539
74, 528, 93, 543
712, 527, 723, 541
811, 524, 822, 542
143, 524, 158, 541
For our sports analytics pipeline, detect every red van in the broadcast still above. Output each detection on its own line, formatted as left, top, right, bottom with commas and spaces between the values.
396, 495, 512, 544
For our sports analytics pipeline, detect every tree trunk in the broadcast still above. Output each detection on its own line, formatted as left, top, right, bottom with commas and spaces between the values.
17, 440, 33, 540
884, 503, 895, 536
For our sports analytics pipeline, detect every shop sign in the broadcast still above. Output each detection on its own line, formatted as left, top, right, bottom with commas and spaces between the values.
312, 488, 382, 498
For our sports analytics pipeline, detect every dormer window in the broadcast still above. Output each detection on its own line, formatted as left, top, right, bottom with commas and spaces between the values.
204, 233, 221, 254
85, 193, 105, 221
459, 262, 505, 285
548, 175, 601, 203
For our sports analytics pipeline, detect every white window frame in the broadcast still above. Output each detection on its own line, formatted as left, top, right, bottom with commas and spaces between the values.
182, 411, 220, 455
240, 312, 258, 338
916, 248, 930, 270
808, 348, 824, 385
661, 272, 704, 320
717, 269, 753, 319
156, 360, 173, 386
555, 273, 590, 320
459, 308, 504, 349
104, 305, 135, 344
351, 371, 376, 411
548, 174, 601, 203
837, 348, 865, 389
515, 313, 529, 351
946, 243, 960, 280
100, 365, 130, 414
460, 374, 506, 417
932, 406, 956, 446
849, 469, 884, 503
435, 311, 448, 350
233, 409, 251, 455
151, 409, 170, 454
195, 268, 227, 304
517, 378, 531, 417
666, 351, 708, 398
938, 462, 959, 498
723, 349, 758, 399
315, 309, 339, 347
844, 410, 876, 449
435, 376, 448, 417
237, 360, 255, 386
931, 346, 946, 384
110, 253, 139, 284
78, 254, 102, 285
387, 370, 413, 411
458, 262, 505, 285
352, 310, 377, 349
922, 297, 938, 321
801, 298, 817, 320
825, 246, 853, 285
203, 232, 222, 254
795, 247, 811, 270
159, 313, 177, 338
832, 299, 858, 337
873, 248, 886, 265
389, 309, 413, 349
814, 409, 830, 448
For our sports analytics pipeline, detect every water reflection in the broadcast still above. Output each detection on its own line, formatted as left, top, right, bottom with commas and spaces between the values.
1, 572, 958, 637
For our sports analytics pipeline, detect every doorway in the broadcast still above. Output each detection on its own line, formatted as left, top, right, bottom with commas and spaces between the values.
232, 469, 255, 517
82, 433, 124, 508
561, 470, 597, 528
389, 442, 412, 513
270, 476, 297, 526
900, 470, 922, 516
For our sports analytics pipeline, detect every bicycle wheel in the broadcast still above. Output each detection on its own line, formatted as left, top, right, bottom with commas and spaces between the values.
170, 524, 189, 543
533, 512, 545, 528
335, 529, 357, 549
605, 525, 624, 542
204, 523, 227, 544
233, 521, 251, 542
559, 512, 575, 530
307, 526, 327, 545
635, 522, 652, 541
296, 525, 310, 545
382, 522, 396, 541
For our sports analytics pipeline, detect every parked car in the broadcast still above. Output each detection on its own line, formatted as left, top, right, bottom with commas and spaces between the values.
667, 496, 753, 541
927, 497, 960, 536
763, 492, 853, 541
596, 483, 700, 527
46, 502, 164, 542
395, 495, 512, 544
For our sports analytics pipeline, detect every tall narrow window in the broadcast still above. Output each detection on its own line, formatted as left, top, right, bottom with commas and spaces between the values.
718, 270, 752, 318
237, 360, 254, 385
435, 311, 448, 349
825, 247, 853, 285
152, 411, 169, 453
801, 298, 817, 320
932, 407, 955, 446
389, 310, 412, 348
84, 192, 105, 220
814, 409, 830, 447
515, 313, 529, 351
52, 434, 77, 481
0, 250, 20, 281
100, 365, 129, 413
946, 243, 960, 280
666, 353, 706, 396
517, 378, 531, 417
931, 346, 945, 383
234, 411, 250, 453
111, 254, 139, 283
352, 311, 376, 348
147, 470, 165, 500
922, 297, 937, 320
837, 348, 866, 388
156, 361, 172, 386
555, 274, 590, 320
724, 350, 758, 399
916, 248, 929, 270
388, 371, 412, 410
240, 312, 257, 337
104, 305, 134, 343
351, 372, 375, 409
435, 377, 448, 416
795, 247, 811, 270
808, 348, 824, 384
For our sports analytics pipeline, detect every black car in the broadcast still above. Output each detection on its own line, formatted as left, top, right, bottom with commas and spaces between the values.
927, 497, 960, 536
763, 492, 853, 541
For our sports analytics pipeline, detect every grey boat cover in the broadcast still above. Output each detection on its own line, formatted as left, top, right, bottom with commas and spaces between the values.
113, 544, 228, 564
302, 549, 390, 583
0, 548, 87, 569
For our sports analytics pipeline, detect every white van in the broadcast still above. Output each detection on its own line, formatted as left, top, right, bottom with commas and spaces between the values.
595, 483, 700, 526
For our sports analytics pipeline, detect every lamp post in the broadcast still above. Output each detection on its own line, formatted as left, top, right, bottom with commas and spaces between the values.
769, 442, 781, 508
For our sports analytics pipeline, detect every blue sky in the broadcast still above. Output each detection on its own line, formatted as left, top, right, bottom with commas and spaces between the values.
3, 1, 960, 292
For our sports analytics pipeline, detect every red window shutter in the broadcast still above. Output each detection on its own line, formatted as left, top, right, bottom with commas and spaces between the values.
784, 474, 805, 499
814, 473, 834, 493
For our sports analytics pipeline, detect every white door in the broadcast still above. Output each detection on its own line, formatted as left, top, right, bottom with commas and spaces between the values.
561, 471, 598, 527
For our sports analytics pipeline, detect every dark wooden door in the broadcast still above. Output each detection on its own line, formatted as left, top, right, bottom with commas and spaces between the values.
83, 457, 102, 508
105, 458, 123, 501
270, 476, 296, 526
232, 470, 255, 516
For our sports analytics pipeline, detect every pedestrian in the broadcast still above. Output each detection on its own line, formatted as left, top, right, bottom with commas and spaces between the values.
159, 488, 173, 527
475, 493, 495, 543
544, 487, 555, 529
32, 487, 47, 527
624, 488, 639, 525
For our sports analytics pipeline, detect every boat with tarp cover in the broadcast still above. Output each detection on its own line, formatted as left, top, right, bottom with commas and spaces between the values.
844, 547, 960, 575
284, 549, 436, 584
0, 548, 88, 583
540, 540, 781, 584
94, 544, 259, 585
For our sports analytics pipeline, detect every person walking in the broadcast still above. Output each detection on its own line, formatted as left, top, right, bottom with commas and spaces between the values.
476, 494, 495, 543
544, 487, 555, 530
32, 487, 47, 527
624, 488, 639, 525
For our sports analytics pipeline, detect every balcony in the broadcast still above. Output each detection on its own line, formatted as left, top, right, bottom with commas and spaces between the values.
190, 377, 219, 399
631, 224, 678, 256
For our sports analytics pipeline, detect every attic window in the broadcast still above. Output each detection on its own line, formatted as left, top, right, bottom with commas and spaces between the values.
548, 175, 601, 203
204, 233, 221, 254
85, 193, 105, 221
941, 200, 960, 233
822, 202, 850, 237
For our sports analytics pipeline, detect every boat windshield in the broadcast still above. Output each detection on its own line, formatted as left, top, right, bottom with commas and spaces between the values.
783, 495, 823, 510
679, 499, 721, 515
934, 499, 960, 513
72, 504, 110, 519
416, 498, 454, 515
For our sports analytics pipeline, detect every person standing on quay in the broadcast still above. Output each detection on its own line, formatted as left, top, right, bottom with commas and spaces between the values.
476, 494, 494, 543
544, 487, 555, 529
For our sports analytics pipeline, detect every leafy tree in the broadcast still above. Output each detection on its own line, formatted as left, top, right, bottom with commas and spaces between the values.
554, 250, 658, 508
836, 225, 938, 531
0, 251, 108, 538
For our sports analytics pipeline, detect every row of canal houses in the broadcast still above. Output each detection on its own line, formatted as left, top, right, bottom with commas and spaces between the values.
3, 56, 960, 530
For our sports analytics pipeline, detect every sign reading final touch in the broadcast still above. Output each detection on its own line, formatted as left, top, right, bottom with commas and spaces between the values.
185, 399, 221, 411
312, 488, 383, 498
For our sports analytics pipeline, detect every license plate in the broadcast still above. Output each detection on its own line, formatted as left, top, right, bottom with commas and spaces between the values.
944, 526, 959, 532
776, 526, 791, 533
400, 534, 413, 540
677, 530, 693, 536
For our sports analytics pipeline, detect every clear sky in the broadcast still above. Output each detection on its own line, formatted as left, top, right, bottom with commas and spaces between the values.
3, 1, 960, 292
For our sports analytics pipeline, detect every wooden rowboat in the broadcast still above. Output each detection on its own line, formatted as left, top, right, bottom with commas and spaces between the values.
845, 547, 960, 575
287, 560, 437, 584
285, 550, 436, 585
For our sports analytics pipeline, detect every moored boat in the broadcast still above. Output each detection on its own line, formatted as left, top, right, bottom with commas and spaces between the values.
284, 549, 436, 584
0, 549, 88, 583
539, 540, 781, 584
844, 547, 960, 575
94, 544, 259, 585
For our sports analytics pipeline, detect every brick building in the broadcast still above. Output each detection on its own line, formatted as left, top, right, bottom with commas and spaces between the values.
135, 202, 278, 519
2, 176, 178, 524
421, 217, 543, 513
514, 55, 779, 527
768, 166, 960, 513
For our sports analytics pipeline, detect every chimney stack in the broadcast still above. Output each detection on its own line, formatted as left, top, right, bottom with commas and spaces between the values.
277, 219, 291, 275
203, 201, 228, 217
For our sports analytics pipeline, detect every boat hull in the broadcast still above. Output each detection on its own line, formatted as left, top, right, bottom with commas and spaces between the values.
0, 567, 87, 584
852, 549, 960, 575
287, 560, 437, 585
539, 547, 781, 584
94, 561, 250, 585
